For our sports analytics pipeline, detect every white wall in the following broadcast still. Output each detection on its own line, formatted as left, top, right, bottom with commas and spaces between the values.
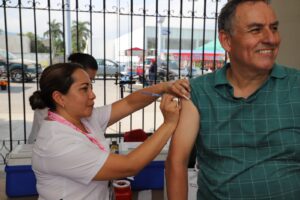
0, 35, 30, 53
271, 0, 300, 68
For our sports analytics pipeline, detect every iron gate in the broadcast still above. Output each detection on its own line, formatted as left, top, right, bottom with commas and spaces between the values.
0, 0, 226, 164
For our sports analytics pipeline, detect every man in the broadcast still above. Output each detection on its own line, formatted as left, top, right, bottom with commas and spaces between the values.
149, 59, 157, 85
166, 0, 300, 199
67, 52, 98, 81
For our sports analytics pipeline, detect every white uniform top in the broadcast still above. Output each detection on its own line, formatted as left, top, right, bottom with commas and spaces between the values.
28, 108, 48, 144
32, 105, 112, 200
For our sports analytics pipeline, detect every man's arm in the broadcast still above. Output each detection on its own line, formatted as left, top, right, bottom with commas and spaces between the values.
165, 99, 199, 200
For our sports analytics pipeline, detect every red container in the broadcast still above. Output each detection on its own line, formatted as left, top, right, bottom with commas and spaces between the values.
114, 180, 132, 200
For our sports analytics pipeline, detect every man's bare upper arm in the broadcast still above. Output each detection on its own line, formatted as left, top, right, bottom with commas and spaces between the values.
168, 99, 200, 164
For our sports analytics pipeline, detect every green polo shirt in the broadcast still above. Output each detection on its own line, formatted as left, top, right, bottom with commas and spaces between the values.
190, 63, 300, 199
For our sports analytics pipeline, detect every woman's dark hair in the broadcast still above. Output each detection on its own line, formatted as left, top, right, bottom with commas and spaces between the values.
29, 63, 84, 110
218, 0, 270, 34
68, 52, 98, 70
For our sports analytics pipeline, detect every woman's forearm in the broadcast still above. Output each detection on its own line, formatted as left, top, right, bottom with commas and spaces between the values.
95, 122, 176, 180
125, 122, 176, 174
123, 82, 167, 109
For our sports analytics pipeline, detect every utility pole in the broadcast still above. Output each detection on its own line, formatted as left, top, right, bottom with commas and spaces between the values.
65, 0, 72, 57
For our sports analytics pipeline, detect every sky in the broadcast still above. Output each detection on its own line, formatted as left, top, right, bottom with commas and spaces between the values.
0, 0, 227, 39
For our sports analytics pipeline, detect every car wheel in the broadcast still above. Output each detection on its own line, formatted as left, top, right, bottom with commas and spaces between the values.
10, 69, 25, 82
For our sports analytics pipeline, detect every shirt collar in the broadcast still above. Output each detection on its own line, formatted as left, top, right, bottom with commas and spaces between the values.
214, 63, 230, 87
269, 63, 287, 79
214, 63, 287, 88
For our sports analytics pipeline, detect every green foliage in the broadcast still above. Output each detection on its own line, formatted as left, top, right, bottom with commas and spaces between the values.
43, 19, 64, 56
71, 21, 90, 52
25, 32, 49, 53
42, 20, 90, 55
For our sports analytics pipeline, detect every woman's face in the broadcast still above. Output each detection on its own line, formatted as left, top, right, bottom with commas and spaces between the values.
62, 68, 96, 119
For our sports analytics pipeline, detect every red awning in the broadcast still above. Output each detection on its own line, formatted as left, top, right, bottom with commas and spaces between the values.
125, 47, 143, 51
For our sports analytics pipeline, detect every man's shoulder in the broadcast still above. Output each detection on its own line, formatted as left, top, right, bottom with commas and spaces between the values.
281, 65, 300, 76
273, 64, 300, 88
190, 71, 215, 87
276, 64, 300, 75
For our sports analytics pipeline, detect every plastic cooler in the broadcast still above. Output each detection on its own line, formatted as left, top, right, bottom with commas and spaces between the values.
5, 144, 38, 197
130, 160, 165, 190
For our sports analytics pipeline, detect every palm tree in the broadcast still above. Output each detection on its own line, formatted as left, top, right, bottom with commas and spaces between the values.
25, 32, 49, 53
44, 20, 64, 56
71, 21, 90, 52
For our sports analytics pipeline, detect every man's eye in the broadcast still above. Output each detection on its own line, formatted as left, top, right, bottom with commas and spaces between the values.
271, 26, 278, 32
250, 28, 260, 33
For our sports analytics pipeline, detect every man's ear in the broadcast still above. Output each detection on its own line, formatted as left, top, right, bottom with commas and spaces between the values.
52, 91, 65, 108
218, 30, 231, 52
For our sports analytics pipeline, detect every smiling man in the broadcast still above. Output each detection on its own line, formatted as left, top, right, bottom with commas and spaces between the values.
166, 0, 300, 199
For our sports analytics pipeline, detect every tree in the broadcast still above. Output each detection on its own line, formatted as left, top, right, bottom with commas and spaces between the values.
43, 20, 64, 56
71, 21, 90, 52
25, 32, 49, 53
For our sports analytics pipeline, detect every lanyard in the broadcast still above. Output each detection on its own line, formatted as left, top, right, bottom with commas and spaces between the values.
48, 111, 106, 151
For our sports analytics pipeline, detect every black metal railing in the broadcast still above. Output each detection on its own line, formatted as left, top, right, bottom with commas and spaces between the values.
0, 0, 226, 164
0, 139, 25, 165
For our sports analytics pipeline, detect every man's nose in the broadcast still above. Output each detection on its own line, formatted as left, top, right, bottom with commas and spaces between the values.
262, 28, 278, 44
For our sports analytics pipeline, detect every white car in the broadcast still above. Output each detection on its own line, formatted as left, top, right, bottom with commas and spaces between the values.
96, 59, 125, 78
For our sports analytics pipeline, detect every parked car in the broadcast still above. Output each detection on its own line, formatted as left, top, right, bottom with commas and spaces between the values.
158, 61, 188, 80
159, 61, 210, 79
0, 64, 8, 90
0, 64, 7, 79
185, 66, 205, 77
0, 49, 42, 82
96, 59, 125, 78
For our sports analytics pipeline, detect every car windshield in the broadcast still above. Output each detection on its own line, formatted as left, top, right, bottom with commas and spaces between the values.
0, 49, 18, 60
162, 61, 179, 70
97, 59, 118, 66
96, 59, 104, 65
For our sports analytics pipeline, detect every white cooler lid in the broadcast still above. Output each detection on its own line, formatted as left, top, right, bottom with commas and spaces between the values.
8, 144, 33, 159
119, 141, 169, 161
6, 157, 32, 166
6, 144, 33, 166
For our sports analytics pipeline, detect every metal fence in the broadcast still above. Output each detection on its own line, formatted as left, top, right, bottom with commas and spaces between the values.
0, 0, 226, 164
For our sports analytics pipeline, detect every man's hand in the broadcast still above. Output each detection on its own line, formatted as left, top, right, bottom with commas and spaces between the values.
164, 79, 190, 100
